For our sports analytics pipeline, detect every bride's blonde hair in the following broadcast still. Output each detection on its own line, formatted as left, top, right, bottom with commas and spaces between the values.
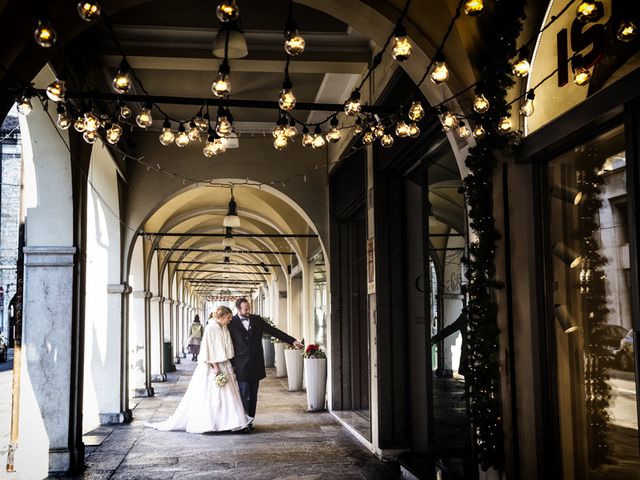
215, 305, 233, 319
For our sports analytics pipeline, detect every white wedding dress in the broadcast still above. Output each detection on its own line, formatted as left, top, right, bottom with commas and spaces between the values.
146, 319, 251, 433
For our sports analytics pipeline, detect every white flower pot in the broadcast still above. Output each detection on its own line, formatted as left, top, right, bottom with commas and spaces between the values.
284, 349, 304, 391
274, 342, 287, 377
262, 338, 275, 367
304, 358, 327, 411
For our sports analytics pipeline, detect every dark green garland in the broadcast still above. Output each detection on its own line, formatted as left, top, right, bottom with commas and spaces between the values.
461, 0, 527, 471
577, 153, 612, 468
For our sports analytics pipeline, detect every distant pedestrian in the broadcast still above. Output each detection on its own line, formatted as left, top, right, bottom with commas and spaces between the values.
188, 315, 204, 361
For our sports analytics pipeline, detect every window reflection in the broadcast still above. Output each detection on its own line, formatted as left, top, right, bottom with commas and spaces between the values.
547, 125, 639, 479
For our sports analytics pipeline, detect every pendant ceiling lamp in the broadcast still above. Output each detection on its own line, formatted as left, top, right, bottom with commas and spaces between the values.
223, 192, 241, 227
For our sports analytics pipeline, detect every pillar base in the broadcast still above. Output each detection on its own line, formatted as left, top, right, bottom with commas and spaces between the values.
49, 445, 85, 475
99, 409, 133, 425
151, 373, 167, 382
175, 356, 181, 364
133, 387, 155, 398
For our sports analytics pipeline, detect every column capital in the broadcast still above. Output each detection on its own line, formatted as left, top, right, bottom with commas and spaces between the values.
107, 283, 132, 295
150, 296, 164, 303
132, 290, 152, 299
23, 246, 76, 267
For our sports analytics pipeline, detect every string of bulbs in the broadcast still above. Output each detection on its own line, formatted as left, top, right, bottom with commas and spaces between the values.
12, 0, 639, 158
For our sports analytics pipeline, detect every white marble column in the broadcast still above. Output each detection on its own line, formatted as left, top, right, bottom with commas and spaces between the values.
16, 247, 78, 476
130, 290, 153, 397
150, 296, 165, 381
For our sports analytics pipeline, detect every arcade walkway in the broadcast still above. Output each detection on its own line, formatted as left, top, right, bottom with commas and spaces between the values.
69, 362, 398, 480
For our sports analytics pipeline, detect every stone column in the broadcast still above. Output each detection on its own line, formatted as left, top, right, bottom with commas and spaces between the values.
16, 247, 79, 475
150, 296, 165, 382
174, 300, 181, 363
131, 290, 153, 397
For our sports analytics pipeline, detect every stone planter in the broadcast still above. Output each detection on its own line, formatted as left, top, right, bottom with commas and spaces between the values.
274, 342, 287, 377
304, 358, 327, 411
284, 348, 303, 391
262, 338, 275, 367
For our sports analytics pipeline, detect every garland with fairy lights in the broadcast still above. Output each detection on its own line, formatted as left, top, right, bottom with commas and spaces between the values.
577, 154, 612, 468
461, 0, 527, 471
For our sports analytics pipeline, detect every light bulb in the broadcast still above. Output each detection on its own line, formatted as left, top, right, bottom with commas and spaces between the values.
74, 116, 86, 132
617, 19, 637, 42
381, 133, 394, 148
408, 101, 425, 122
573, 66, 591, 86
84, 111, 100, 132
440, 111, 458, 131
46, 79, 65, 102
113, 63, 132, 94
285, 120, 298, 138
344, 89, 361, 116
473, 93, 490, 114
106, 123, 123, 144
512, 49, 530, 77
34, 20, 56, 48
17, 95, 32, 116
120, 104, 132, 119
302, 128, 314, 148
395, 120, 410, 138
175, 124, 190, 147
83, 130, 98, 144
216, 115, 232, 137
77, 2, 101, 21
430, 54, 449, 84
203, 134, 217, 157
188, 121, 201, 142
353, 120, 364, 136
273, 124, 286, 138
362, 131, 375, 145
216, 0, 239, 22
56, 105, 71, 129
464, 0, 484, 16
312, 127, 326, 149
279, 82, 296, 111
374, 124, 385, 138
520, 90, 535, 117
457, 122, 471, 139
326, 127, 341, 143
284, 32, 306, 56
408, 123, 420, 138
576, 1, 602, 23
473, 123, 486, 139
274, 135, 288, 150
392, 26, 412, 62
212, 62, 231, 97
159, 119, 175, 146
498, 116, 512, 133
136, 105, 153, 128
194, 114, 208, 131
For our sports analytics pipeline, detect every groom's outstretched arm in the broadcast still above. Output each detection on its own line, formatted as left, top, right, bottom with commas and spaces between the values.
259, 317, 297, 345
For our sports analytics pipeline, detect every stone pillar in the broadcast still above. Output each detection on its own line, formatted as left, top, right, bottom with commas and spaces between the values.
150, 296, 165, 381
131, 290, 153, 397
181, 302, 187, 357
16, 247, 79, 475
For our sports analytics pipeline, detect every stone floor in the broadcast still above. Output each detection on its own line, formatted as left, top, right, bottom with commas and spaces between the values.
65, 361, 399, 480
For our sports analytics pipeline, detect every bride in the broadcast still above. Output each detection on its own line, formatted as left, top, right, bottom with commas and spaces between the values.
146, 306, 251, 433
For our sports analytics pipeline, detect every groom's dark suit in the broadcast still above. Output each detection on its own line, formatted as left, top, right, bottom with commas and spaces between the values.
228, 314, 296, 419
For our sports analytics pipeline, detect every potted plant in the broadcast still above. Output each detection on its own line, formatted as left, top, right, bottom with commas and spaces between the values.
303, 344, 327, 411
262, 317, 276, 368
284, 341, 304, 391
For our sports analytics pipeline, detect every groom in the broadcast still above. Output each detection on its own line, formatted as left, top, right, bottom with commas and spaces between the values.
229, 297, 303, 429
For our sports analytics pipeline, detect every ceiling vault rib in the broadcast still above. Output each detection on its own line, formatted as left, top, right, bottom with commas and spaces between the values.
158, 248, 294, 255
146, 232, 317, 238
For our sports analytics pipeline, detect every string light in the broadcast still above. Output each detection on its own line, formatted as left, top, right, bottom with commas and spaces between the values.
136, 102, 153, 128
203, 132, 217, 157
212, 60, 231, 97
512, 47, 531, 77
274, 134, 288, 150
616, 19, 637, 42
74, 116, 86, 132
520, 90, 535, 117
278, 78, 296, 111
216, 108, 233, 137
119, 102, 132, 119
573, 66, 591, 86
497, 115, 512, 133
77, 2, 101, 21
113, 61, 132, 94
576, 1, 602, 24
408, 122, 420, 138
175, 123, 190, 147
188, 121, 202, 142
83, 130, 98, 144
194, 112, 208, 131
302, 127, 313, 148
344, 89, 361, 116
457, 121, 471, 139
216, 0, 240, 23
408, 100, 425, 122
381, 131, 394, 148
392, 25, 413, 62
46, 79, 65, 102
430, 52, 450, 84
362, 130, 375, 145
284, 18, 305, 56
285, 119, 298, 138
56, 104, 72, 129
473, 91, 490, 114
473, 123, 485, 139
440, 109, 458, 131
325, 116, 341, 143
312, 125, 325, 149
84, 111, 101, 132
395, 119, 410, 138
374, 123, 385, 138
106, 122, 123, 144
34, 19, 56, 48
464, 0, 484, 16
353, 118, 364, 136
17, 94, 33, 116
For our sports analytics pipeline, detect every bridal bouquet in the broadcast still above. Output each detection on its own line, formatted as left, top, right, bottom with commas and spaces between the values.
214, 371, 228, 387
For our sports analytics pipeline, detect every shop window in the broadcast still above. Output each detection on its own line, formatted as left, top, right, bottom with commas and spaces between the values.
547, 125, 639, 479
